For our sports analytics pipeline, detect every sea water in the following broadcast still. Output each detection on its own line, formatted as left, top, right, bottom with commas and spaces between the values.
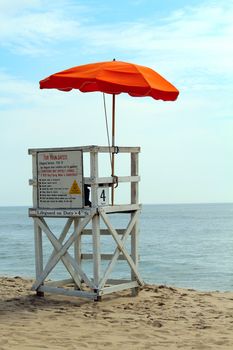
0, 203, 233, 291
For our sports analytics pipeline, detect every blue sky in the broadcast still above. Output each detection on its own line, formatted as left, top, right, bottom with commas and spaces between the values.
0, 0, 232, 205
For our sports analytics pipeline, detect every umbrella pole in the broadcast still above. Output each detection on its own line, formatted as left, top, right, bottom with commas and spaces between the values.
111, 94, 116, 205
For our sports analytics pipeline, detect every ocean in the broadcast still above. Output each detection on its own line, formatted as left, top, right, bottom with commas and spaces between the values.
0, 203, 233, 291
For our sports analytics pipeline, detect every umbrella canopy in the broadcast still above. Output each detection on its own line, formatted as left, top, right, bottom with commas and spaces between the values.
40, 60, 179, 101
40, 60, 179, 204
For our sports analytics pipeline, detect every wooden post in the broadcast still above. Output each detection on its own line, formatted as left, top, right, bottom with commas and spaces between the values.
32, 151, 44, 296
74, 218, 81, 264
131, 152, 139, 296
90, 150, 101, 298
34, 220, 44, 297
31, 152, 38, 209
74, 218, 82, 288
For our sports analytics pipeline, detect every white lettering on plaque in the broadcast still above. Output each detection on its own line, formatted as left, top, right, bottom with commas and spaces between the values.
37, 150, 83, 208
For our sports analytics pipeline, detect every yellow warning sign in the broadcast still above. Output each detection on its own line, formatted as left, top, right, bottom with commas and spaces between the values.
69, 180, 81, 195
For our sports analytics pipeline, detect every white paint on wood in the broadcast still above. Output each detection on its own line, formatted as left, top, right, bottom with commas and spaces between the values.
99, 281, 139, 296
34, 220, 43, 279
81, 253, 127, 260
81, 228, 125, 235
38, 285, 96, 299
74, 218, 82, 269
101, 204, 141, 213
84, 175, 140, 185
32, 153, 38, 208
29, 146, 140, 154
90, 151, 101, 287
131, 152, 139, 296
45, 278, 74, 287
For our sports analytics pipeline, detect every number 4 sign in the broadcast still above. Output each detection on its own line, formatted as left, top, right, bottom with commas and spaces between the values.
97, 187, 109, 206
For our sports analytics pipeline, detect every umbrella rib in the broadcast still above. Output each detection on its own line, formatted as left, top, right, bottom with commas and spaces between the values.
135, 65, 178, 95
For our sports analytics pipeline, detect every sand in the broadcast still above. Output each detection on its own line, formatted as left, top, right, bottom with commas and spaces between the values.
0, 277, 233, 349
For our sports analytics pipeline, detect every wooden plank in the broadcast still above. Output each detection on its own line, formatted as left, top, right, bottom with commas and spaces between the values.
131, 153, 139, 205
38, 285, 96, 300
81, 253, 127, 260
28, 146, 95, 154
84, 176, 140, 185
45, 278, 74, 287
34, 219, 43, 279
73, 218, 82, 288
33, 219, 44, 297
97, 146, 140, 154
74, 218, 82, 266
99, 281, 139, 296
92, 213, 101, 287
101, 204, 141, 213
81, 228, 125, 235
106, 279, 131, 285
81, 253, 140, 260
31, 152, 38, 208
28, 146, 140, 154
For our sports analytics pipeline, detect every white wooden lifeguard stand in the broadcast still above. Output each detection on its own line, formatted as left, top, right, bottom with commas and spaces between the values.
29, 145, 144, 301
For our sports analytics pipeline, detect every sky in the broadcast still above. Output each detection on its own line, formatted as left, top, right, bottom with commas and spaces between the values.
0, 0, 232, 206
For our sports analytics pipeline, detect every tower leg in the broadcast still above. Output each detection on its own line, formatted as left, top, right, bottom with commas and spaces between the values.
131, 152, 140, 296
34, 219, 44, 297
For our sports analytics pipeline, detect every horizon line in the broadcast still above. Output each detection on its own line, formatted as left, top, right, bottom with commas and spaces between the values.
0, 201, 232, 208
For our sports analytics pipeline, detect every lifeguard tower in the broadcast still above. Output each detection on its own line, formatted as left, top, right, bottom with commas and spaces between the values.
29, 145, 144, 300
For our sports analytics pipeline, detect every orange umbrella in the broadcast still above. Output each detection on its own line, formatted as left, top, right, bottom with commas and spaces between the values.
40, 60, 179, 203
40, 60, 179, 99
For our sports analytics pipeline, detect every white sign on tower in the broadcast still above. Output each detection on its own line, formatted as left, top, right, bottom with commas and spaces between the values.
37, 150, 83, 209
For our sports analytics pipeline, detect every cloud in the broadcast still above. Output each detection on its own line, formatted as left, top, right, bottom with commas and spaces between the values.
0, 0, 88, 55
0, 71, 41, 107
79, 1, 233, 81
0, 0, 232, 93
0, 0, 232, 113
0, 0, 40, 14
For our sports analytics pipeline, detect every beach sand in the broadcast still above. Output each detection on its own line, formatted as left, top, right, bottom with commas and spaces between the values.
0, 277, 233, 349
